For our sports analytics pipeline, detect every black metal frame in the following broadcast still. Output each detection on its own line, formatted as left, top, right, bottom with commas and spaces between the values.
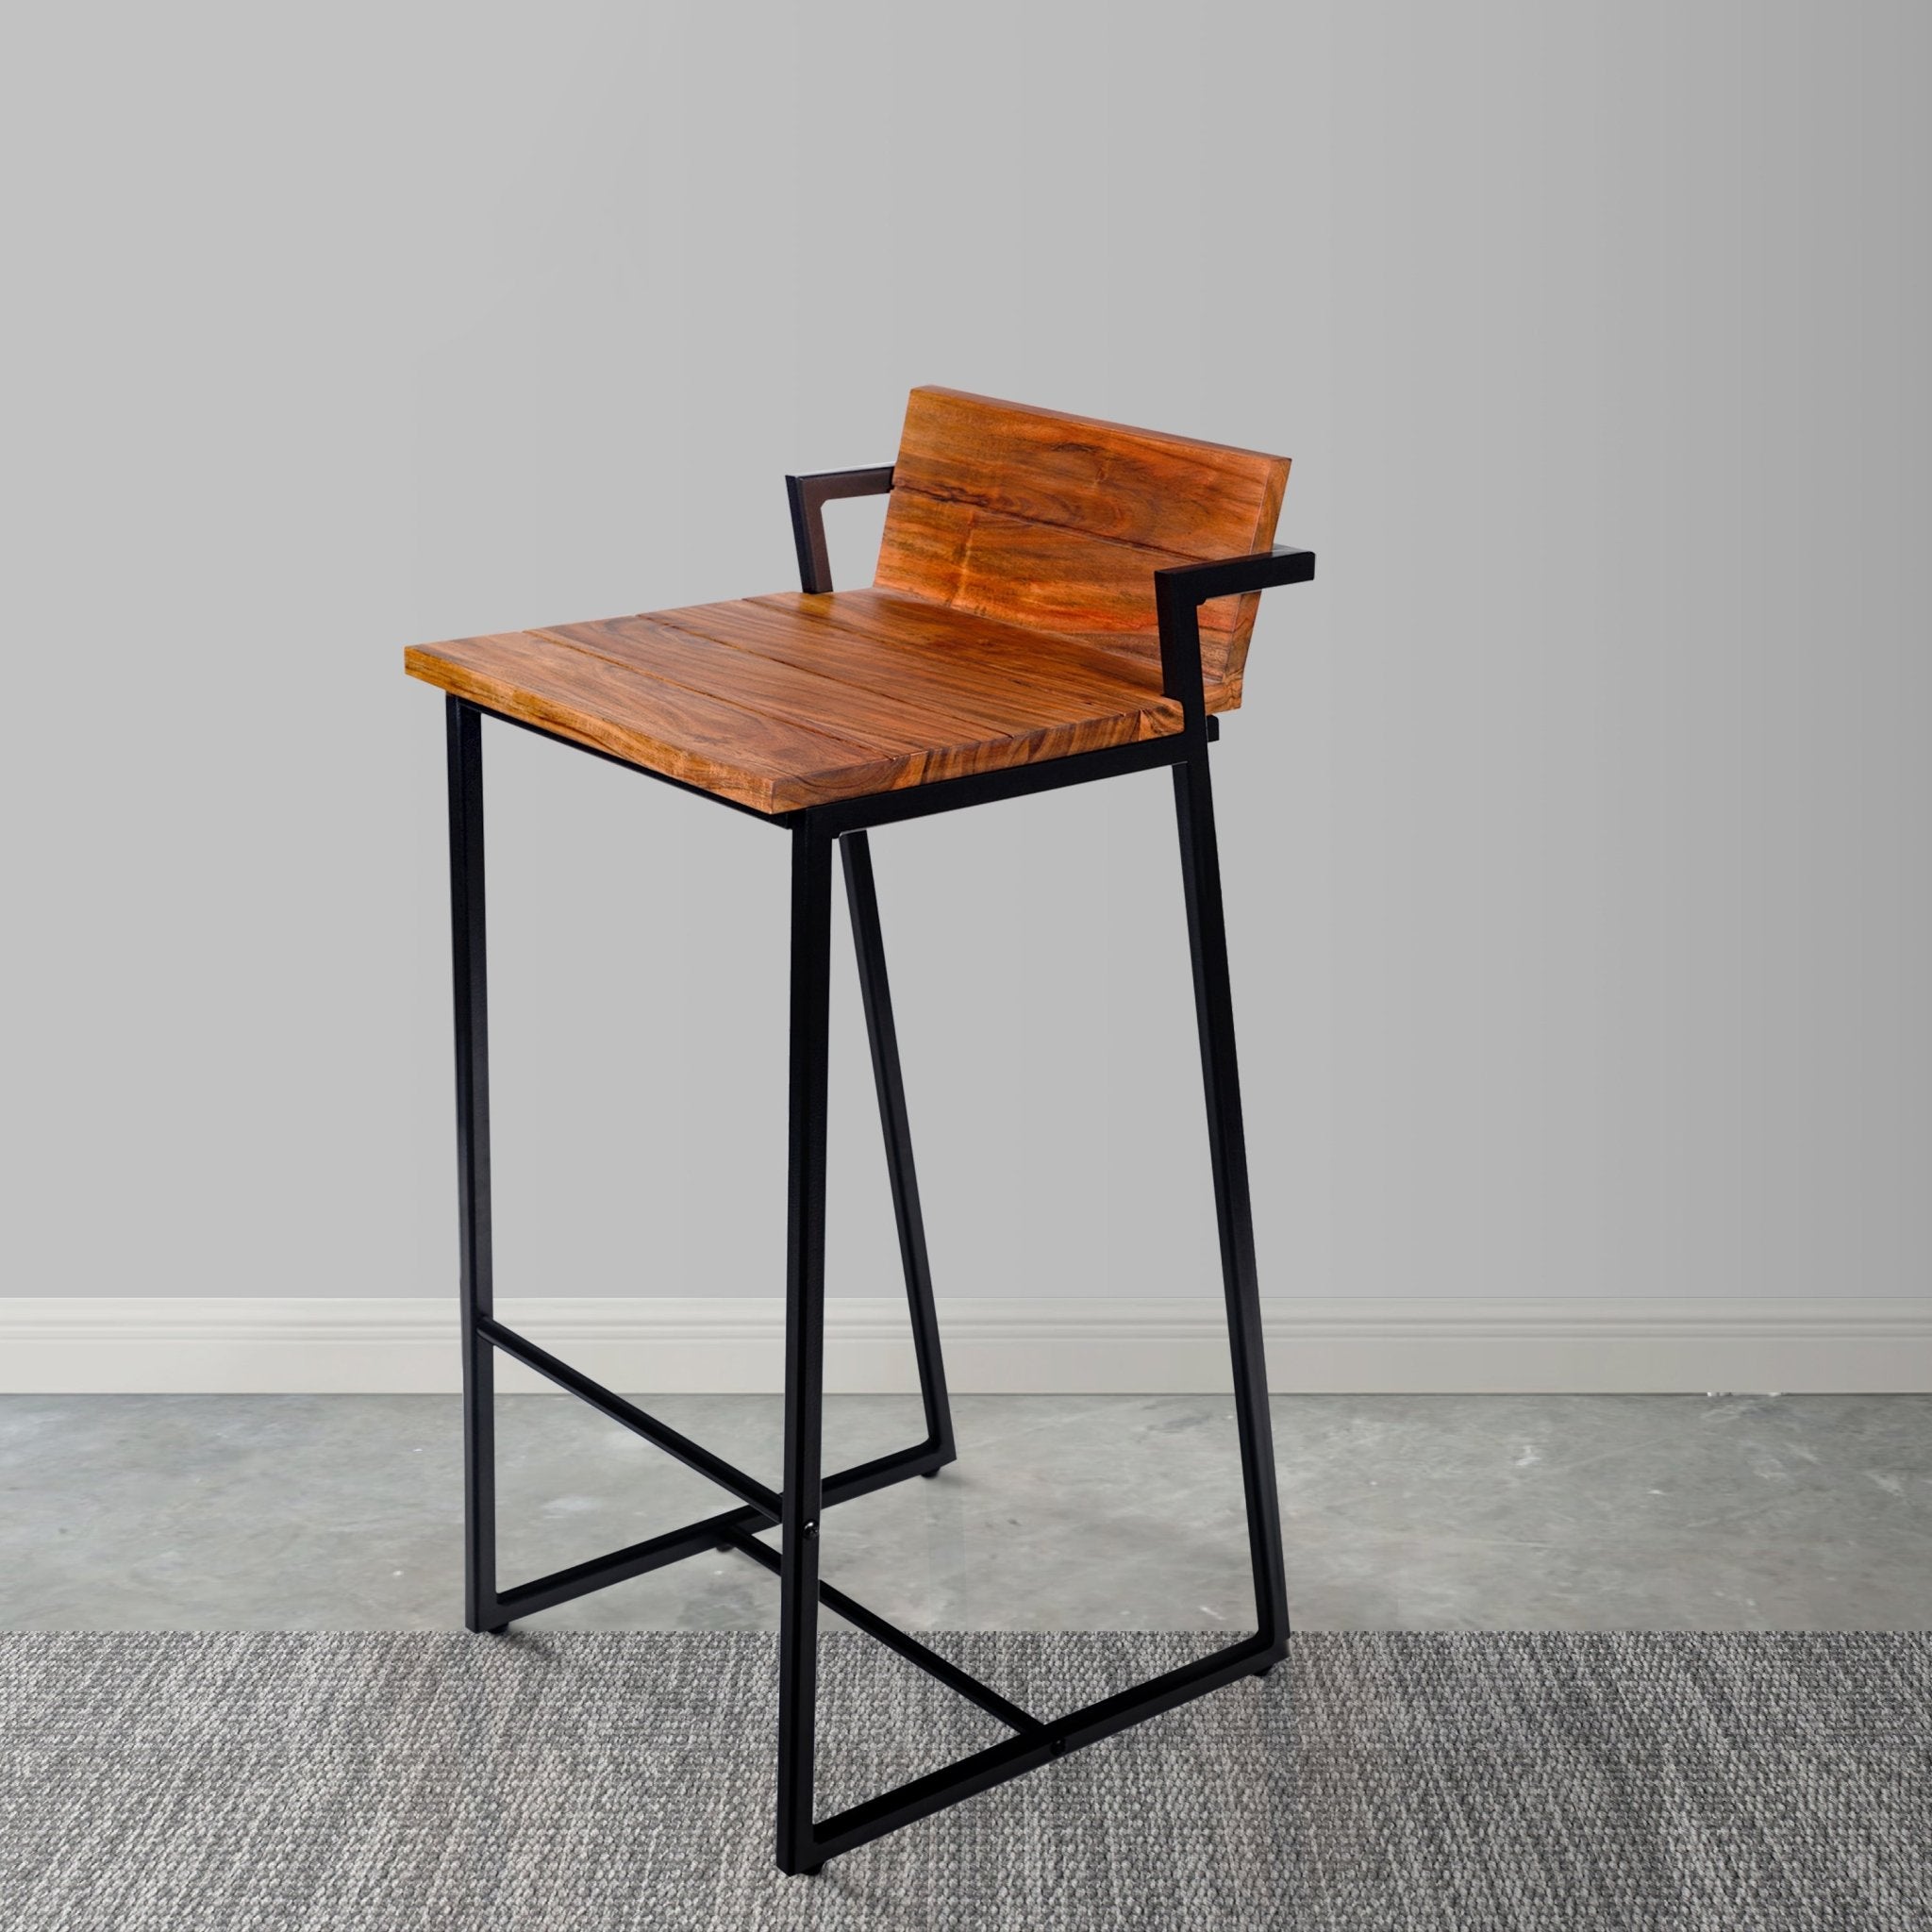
441, 461, 1313, 1873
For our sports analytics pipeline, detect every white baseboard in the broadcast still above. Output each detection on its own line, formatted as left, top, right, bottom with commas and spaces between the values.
2, 1295, 1927, 1395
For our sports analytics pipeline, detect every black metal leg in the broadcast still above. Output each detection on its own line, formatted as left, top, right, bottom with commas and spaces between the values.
446, 697, 504, 1636
1173, 750, 1291, 1650
434, 701, 1291, 1874
840, 831, 955, 1468
776, 818, 835, 1875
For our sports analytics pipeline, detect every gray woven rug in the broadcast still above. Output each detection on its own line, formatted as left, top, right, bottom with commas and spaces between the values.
3, 1631, 1927, 1930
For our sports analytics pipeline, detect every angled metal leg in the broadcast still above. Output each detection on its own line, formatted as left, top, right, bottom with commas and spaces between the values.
776, 818, 835, 1875
440, 716, 946, 1653
445, 697, 505, 1636
1173, 749, 1291, 1649
751, 755, 1287, 1875
434, 691, 1291, 1875
840, 831, 955, 1467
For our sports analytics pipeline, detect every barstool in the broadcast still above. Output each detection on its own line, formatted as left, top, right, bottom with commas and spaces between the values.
405, 387, 1314, 1874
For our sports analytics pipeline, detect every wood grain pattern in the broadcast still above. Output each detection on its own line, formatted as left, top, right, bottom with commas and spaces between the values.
405, 597, 1182, 814
734, 590, 1241, 716
877, 386, 1289, 705
538, 614, 996, 758
673, 591, 1170, 722
404, 631, 901, 811
404, 390, 1290, 808
890, 386, 1288, 555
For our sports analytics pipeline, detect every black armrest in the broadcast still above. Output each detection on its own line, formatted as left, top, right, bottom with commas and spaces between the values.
786, 467, 895, 594
1154, 545, 1316, 728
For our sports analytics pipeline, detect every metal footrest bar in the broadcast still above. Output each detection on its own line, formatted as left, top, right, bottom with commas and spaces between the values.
495, 1506, 756, 1622
721, 1529, 1045, 1738
808, 1441, 953, 1507
806, 1436, 953, 1502
478, 1314, 782, 1519
808, 1632, 1279, 1866
488, 1438, 953, 1624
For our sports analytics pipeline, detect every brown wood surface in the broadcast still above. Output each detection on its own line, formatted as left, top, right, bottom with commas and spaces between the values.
889, 386, 1288, 554
678, 591, 1174, 721
405, 597, 1181, 814
736, 589, 1242, 716
877, 386, 1289, 704
405, 389, 1290, 809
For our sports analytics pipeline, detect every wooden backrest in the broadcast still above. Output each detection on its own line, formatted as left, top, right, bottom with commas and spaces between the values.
874, 387, 1291, 707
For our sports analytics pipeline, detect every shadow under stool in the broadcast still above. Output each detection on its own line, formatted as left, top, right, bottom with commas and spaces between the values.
402, 385, 1315, 1874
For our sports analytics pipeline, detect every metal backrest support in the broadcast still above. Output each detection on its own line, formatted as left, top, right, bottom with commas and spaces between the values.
874, 386, 1292, 708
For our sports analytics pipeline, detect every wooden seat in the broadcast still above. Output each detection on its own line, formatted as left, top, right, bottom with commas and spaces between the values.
407, 591, 1183, 814
405, 387, 1292, 814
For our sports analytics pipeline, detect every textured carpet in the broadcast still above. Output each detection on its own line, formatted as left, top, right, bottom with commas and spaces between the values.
2, 1630, 1927, 1930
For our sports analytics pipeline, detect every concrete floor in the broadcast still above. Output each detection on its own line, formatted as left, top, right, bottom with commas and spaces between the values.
2, 1393, 1927, 1632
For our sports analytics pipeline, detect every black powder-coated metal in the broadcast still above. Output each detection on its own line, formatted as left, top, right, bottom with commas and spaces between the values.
806, 728, 1189, 836
434, 491, 1314, 1875
724, 1528, 1044, 1739
808, 1631, 1277, 1862
786, 465, 895, 594
775, 814, 835, 1874
494, 1506, 761, 1623
841, 829, 954, 1467
478, 1314, 782, 1519
445, 697, 502, 1636
1155, 544, 1316, 733
454, 691, 1217, 835
493, 1436, 952, 1626
1174, 745, 1291, 1647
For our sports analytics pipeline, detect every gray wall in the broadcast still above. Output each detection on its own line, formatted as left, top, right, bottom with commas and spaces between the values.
4, 2, 1927, 1307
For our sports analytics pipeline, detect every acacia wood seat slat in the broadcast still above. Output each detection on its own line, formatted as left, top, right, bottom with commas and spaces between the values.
727, 590, 1239, 717
403, 388, 1291, 813
404, 628, 909, 810
537, 615, 1013, 758
685, 591, 1171, 724
406, 596, 1183, 814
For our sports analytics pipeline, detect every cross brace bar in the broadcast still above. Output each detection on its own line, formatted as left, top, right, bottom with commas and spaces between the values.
478, 1310, 1041, 1736
808, 1630, 1276, 1864
479, 1324, 1278, 1868
488, 1437, 949, 1623
476, 1316, 950, 1624
721, 1528, 1044, 1738
479, 1314, 781, 1518
475, 1302, 1273, 1854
